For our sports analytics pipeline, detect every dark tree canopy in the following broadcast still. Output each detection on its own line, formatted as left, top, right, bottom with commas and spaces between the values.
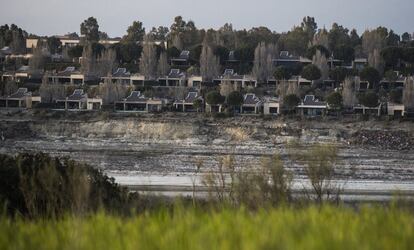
301, 64, 322, 81
80, 17, 100, 43
283, 94, 301, 111
306, 45, 330, 59
206, 91, 225, 105
227, 91, 244, 107
123, 21, 145, 43
360, 67, 381, 86
358, 91, 379, 107
326, 92, 343, 110
274, 66, 292, 80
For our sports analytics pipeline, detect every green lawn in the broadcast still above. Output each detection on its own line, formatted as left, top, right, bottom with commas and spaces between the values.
1, 206, 413, 250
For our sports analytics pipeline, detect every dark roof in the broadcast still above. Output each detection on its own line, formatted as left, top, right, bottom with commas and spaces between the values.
16, 66, 30, 73
185, 92, 199, 103
243, 93, 261, 105
8, 88, 31, 99
112, 68, 131, 78
278, 51, 300, 60
67, 89, 86, 101
168, 69, 185, 78
125, 91, 147, 102
302, 95, 326, 106
56, 67, 77, 77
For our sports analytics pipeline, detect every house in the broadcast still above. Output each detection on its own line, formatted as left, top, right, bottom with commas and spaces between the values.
241, 93, 262, 114
297, 95, 327, 116
273, 51, 312, 69
353, 104, 382, 116
101, 68, 131, 84
56, 89, 102, 111
1, 66, 43, 83
187, 76, 203, 88
173, 92, 203, 112
48, 67, 84, 84
130, 74, 145, 86
213, 69, 257, 88
115, 91, 147, 112
171, 50, 190, 67
380, 75, 405, 91
158, 69, 186, 87
352, 58, 368, 71
387, 103, 405, 117
0, 88, 41, 109
263, 97, 280, 115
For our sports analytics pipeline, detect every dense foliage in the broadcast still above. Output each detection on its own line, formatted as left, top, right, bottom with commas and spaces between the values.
0, 206, 412, 250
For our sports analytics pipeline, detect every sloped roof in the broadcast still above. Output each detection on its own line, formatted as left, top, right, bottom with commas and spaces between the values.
185, 92, 201, 103
243, 93, 261, 105
8, 88, 31, 99
125, 91, 147, 102
301, 95, 326, 107
56, 67, 77, 77
67, 89, 87, 101
112, 68, 131, 78
167, 69, 185, 79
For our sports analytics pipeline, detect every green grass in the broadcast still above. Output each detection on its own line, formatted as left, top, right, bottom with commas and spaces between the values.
0, 206, 413, 250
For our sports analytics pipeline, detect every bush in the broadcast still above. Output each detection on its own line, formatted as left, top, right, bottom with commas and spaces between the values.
0, 153, 129, 218
358, 91, 379, 107
326, 92, 343, 110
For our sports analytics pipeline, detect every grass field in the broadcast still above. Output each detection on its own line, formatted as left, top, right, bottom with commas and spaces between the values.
0, 205, 413, 250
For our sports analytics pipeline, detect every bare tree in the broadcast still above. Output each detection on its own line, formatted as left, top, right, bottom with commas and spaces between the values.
172, 34, 183, 50
29, 40, 50, 71
96, 48, 117, 76
157, 51, 170, 77
362, 29, 385, 57
139, 34, 157, 79
403, 77, 414, 109
200, 40, 220, 82
220, 77, 238, 98
342, 77, 357, 108
312, 50, 329, 80
253, 42, 278, 83
368, 49, 384, 74
39, 74, 66, 103
80, 44, 96, 75
98, 79, 130, 105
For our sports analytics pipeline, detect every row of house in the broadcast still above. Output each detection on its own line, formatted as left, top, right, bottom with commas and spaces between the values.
1, 88, 407, 118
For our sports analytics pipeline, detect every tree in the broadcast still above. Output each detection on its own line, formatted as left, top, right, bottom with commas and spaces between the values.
193, 99, 203, 112
328, 23, 351, 53
326, 92, 343, 110
139, 34, 157, 79
227, 91, 243, 108
206, 91, 225, 105
312, 29, 329, 48
150, 26, 169, 41
312, 50, 329, 80
200, 40, 220, 82
368, 49, 384, 74
273, 66, 292, 81
384, 70, 398, 83
220, 78, 237, 98
80, 17, 100, 43
333, 44, 355, 64
96, 48, 117, 76
381, 47, 403, 68
68, 45, 83, 58
306, 45, 330, 59
358, 91, 379, 107
283, 94, 300, 113
29, 40, 50, 71
301, 64, 321, 81
301, 16, 318, 40
123, 21, 145, 43
403, 77, 414, 109
47, 37, 62, 54
252, 42, 278, 83
342, 77, 357, 109
80, 44, 96, 75
402, 32, 411, 42
157, 51, 170, 77
329, 67, 350, 83
360, 67, 381, 88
